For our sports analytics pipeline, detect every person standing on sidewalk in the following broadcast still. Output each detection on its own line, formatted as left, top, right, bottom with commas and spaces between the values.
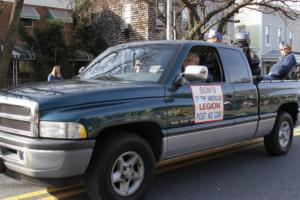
47, 65, 63, 81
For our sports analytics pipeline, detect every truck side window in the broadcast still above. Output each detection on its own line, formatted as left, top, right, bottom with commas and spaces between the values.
219, 48, 251, 83
183, 46, 223, 82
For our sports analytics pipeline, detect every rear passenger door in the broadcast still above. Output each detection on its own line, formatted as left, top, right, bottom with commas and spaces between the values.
219, 47, 259, 137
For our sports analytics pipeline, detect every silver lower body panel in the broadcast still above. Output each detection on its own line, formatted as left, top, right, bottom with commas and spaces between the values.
0, 131, 95, 178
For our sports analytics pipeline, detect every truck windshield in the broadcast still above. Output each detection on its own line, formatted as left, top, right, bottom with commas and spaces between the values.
80, 45, 179, 83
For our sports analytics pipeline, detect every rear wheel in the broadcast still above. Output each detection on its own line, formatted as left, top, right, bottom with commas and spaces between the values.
264, 112, 293, 156
86, 133, 155, 200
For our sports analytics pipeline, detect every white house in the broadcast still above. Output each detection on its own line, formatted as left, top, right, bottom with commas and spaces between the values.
235, 6, 300, 75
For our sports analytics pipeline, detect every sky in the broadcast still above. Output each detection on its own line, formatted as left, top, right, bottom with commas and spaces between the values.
3, 0, 74, 9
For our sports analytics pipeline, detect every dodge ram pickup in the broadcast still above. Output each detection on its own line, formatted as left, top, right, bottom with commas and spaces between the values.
0, 41, 299, 200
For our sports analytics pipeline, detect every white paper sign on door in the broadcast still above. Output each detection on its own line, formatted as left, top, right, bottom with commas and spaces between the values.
190, 85, 224, 123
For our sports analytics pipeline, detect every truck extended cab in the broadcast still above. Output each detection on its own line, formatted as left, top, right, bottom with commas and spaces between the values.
0, 41, 299, 200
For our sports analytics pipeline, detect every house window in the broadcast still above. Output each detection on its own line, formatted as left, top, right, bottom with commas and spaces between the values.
48, 9, 73, 23
277, 27, 282, 45
20, 18, 33, 27
20, 6, 40, 27
265, 25, 271, 45
289, 30, 293, 47
237, 25, 246, 32
156, 2, 166, 29
122, 4, 131, 27
19, 60, 33, 73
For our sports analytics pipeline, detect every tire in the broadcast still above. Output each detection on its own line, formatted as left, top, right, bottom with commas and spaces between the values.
86, 132, 156, 200
264, 112, 294, 156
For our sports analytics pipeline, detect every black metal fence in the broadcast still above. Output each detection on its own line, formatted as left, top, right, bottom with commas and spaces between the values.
6, 79, 33, 88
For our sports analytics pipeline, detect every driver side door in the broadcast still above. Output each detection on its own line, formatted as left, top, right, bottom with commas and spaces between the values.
164, 46, 237, 158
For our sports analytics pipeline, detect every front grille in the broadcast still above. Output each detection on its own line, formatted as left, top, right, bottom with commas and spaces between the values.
0, 118, 31, 131
0, 96, 39, 137
0, 104, 31, 116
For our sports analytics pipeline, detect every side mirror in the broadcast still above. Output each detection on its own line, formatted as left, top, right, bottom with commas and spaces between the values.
78, 66, 86, 74
184, 65, 208, 82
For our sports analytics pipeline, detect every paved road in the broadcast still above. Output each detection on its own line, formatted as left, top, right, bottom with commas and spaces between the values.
149, 139, 300, 200
1, 135, 300, 200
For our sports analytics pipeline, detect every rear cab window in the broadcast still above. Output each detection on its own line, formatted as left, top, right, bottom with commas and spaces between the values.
219, 48, 251, 83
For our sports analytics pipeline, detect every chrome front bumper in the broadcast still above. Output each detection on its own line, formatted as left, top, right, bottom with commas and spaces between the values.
0, 130, 95, 178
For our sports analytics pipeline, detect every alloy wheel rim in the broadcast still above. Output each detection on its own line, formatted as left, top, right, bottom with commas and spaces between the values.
279, 121, 291, 148
111, 151, 145, 196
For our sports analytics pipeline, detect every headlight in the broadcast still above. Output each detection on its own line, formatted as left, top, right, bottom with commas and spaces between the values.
39, 121, 87, 139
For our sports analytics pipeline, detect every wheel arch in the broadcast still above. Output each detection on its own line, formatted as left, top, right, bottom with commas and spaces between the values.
278, 102, 298, 126
94, 122, 164, 161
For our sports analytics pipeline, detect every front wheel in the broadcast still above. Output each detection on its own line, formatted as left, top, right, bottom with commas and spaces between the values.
86, 133, 155, 200
264, 112, 294, 156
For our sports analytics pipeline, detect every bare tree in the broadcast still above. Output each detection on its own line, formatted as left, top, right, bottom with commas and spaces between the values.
0, 0, 24, 89
145, 0, 300, 40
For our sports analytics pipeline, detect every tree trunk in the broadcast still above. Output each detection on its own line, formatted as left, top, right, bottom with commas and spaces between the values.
0, 0, 24, 89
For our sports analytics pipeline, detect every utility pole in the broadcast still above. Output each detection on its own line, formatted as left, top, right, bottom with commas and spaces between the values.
166, 0, 172, 40
173, 10, 176, 40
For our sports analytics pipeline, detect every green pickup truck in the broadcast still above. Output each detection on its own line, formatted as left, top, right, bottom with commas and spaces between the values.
0, 41, 299, 200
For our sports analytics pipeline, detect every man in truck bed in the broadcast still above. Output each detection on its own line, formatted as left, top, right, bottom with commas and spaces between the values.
264, 42, 296, 80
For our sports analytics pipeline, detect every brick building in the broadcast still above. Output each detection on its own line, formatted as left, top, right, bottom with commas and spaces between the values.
0, 1, 73, 46
0, 0, 74, 86
92, 0, 166, 47
92, 0, 235, 47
